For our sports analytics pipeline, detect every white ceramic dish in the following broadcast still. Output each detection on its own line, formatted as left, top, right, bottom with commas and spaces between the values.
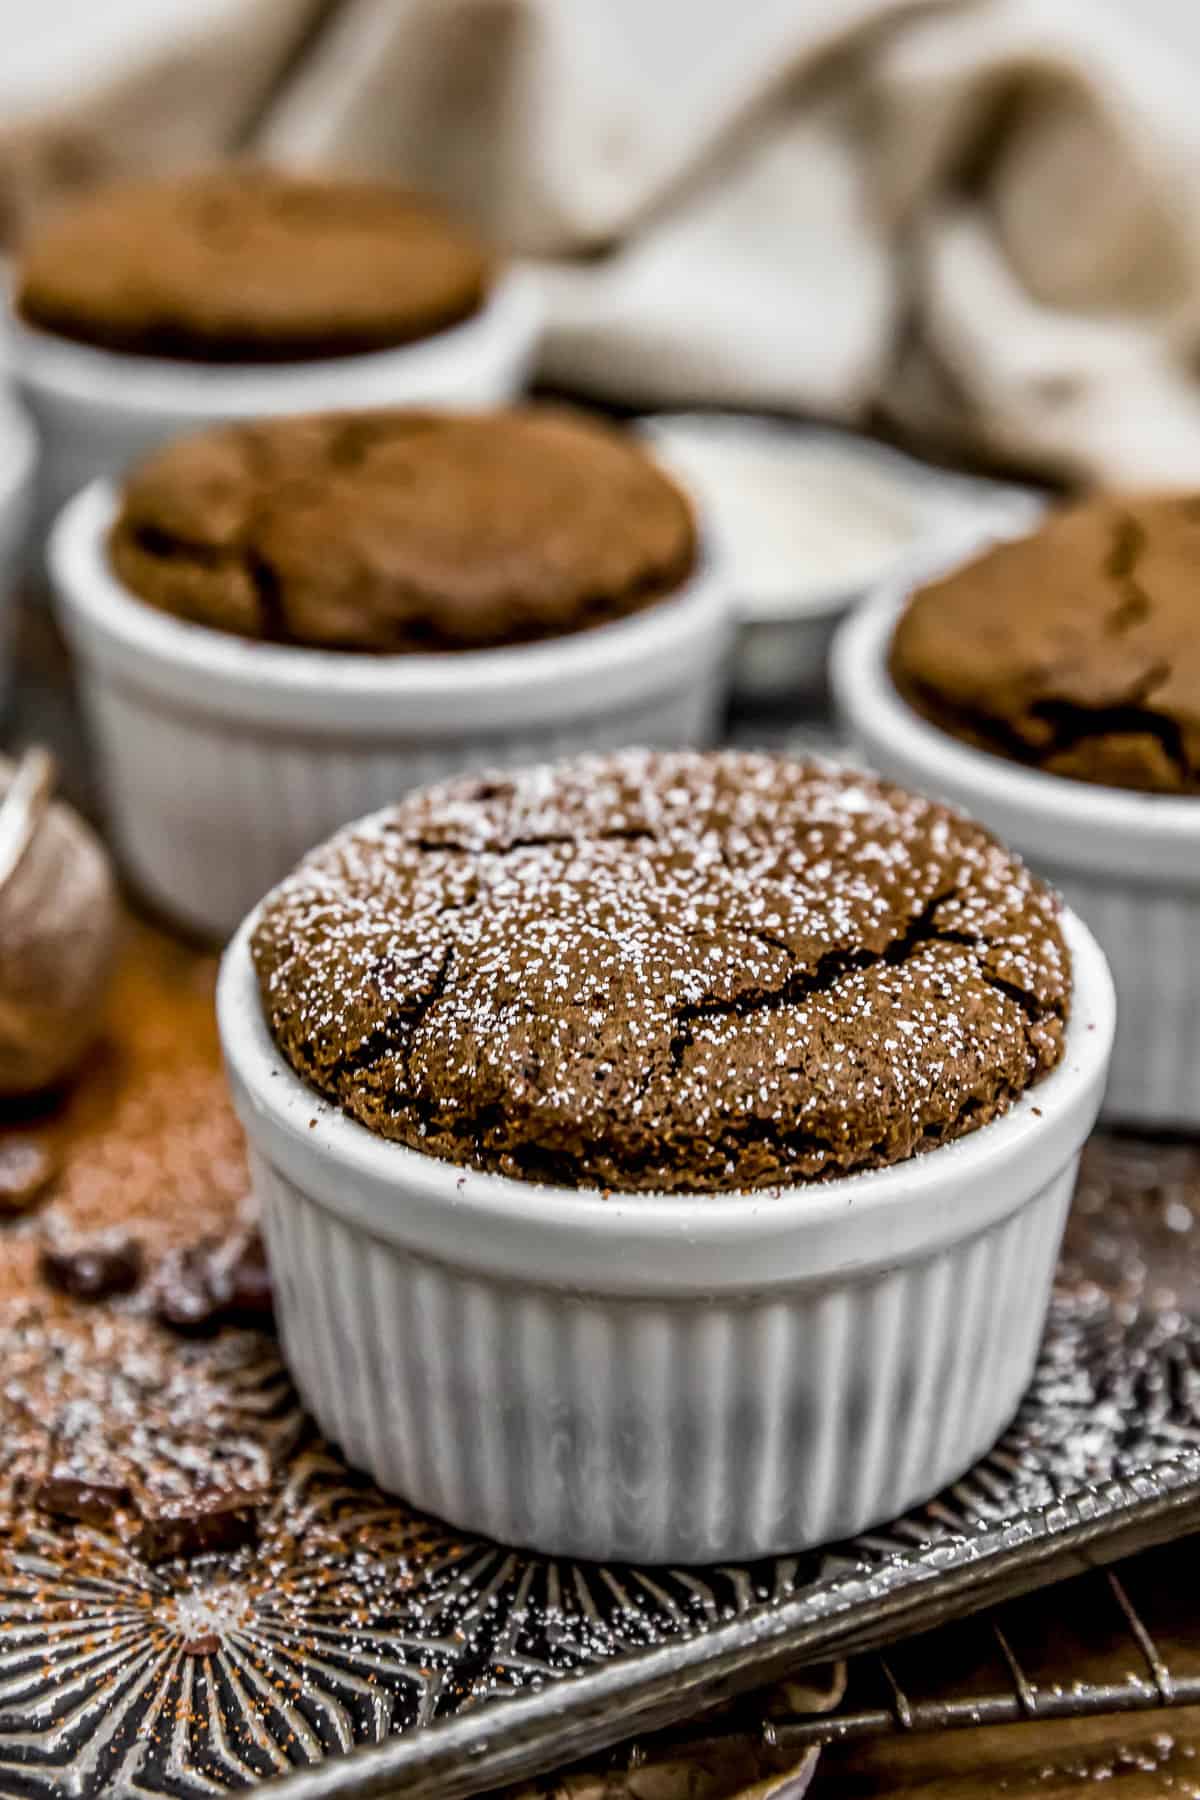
51, 481, 732, 941
833, 582, 1200, 1128
9, 268, 542, 546
638, 413, 1043, 706
0, 391, 35, 704
218, 896, 1113, 1564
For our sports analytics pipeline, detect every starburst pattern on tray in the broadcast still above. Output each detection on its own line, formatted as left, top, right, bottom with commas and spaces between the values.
0, 1441, 816, 1798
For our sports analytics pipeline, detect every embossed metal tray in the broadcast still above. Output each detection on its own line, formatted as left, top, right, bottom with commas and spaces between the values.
6, 629, 1200, 1799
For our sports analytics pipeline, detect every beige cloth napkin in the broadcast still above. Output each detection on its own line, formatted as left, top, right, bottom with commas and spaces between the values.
6, 0, 1200, 485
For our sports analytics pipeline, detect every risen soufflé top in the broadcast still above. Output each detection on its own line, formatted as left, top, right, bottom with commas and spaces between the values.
251, 751, 1070, 1194
17, 166, 489, 361
109, 407, 698, 652
890, 493, 1200, 794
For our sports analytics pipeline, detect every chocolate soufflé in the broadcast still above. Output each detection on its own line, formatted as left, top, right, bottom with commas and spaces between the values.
108, 407, 698, 652
251, 751, 1070, 1194
890, 493, 1200, 794
16, 166, 490, 362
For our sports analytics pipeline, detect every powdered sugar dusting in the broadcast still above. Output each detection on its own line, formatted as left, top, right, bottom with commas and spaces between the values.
251, 750, 1070, 1193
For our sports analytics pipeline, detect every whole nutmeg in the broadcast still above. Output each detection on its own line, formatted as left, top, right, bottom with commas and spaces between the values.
0, 749, 118, 1094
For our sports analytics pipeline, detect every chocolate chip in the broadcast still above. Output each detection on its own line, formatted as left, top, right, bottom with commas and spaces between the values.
153, 1244, 221, 1335
41, 1237, 143, 1301
133, 1490, 265, 1563
218, 1232, 274, 1327
154, 1231, 274, 1336
0, 1139, 57, 1214
35, 1475, 132, 1526
182, 1633, 221, 1657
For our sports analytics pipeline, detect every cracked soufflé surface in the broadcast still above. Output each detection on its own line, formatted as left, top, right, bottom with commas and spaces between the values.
17, 167, 489, 361
251, 751, 1070, 1194
109, 407, 698, 652
890, 493, 1200, 794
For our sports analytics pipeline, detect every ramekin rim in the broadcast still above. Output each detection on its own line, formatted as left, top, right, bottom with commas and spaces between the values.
50, 478, 729, 710
6, 266, 540, 412
217, 895, 1113, 1252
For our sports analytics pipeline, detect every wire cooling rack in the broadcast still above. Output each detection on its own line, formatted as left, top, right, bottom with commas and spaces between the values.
615, 1536, 1200, 1772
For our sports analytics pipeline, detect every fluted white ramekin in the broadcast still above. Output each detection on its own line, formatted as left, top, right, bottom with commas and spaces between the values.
51, 481, 732, 940
638, 411, 1044, 706
0, 391, 35, 704
9, 269, 542, 545
218, 899, 1113, 1564
833, 585, 1200, 1128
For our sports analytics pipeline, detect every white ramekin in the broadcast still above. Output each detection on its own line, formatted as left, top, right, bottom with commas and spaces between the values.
638, 411, 1044, 706
0, 390, 36, 702
833, 583, 1200, 1129
218, 900, 1113, 1564
50, 481, 732, 941
8, 268, 542, 544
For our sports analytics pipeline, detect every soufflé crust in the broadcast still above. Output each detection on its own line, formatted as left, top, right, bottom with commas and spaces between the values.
251, 751, 1071, 1195
108, 407, 698, 653
890, 493, 1200, 794
17, 166, 489, 361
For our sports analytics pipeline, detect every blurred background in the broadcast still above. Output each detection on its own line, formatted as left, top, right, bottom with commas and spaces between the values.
10, 0, 1200, 489
4, 0, 1198, 100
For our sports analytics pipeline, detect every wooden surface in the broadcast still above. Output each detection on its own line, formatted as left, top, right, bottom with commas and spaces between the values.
812, 1709, 1200, 1796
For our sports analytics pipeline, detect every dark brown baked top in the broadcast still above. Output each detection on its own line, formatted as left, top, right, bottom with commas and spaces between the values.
251, 750, 1070, 1194
109, 407, 697, 652
16, 167, 489, 361
890, 494, 1200, 794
